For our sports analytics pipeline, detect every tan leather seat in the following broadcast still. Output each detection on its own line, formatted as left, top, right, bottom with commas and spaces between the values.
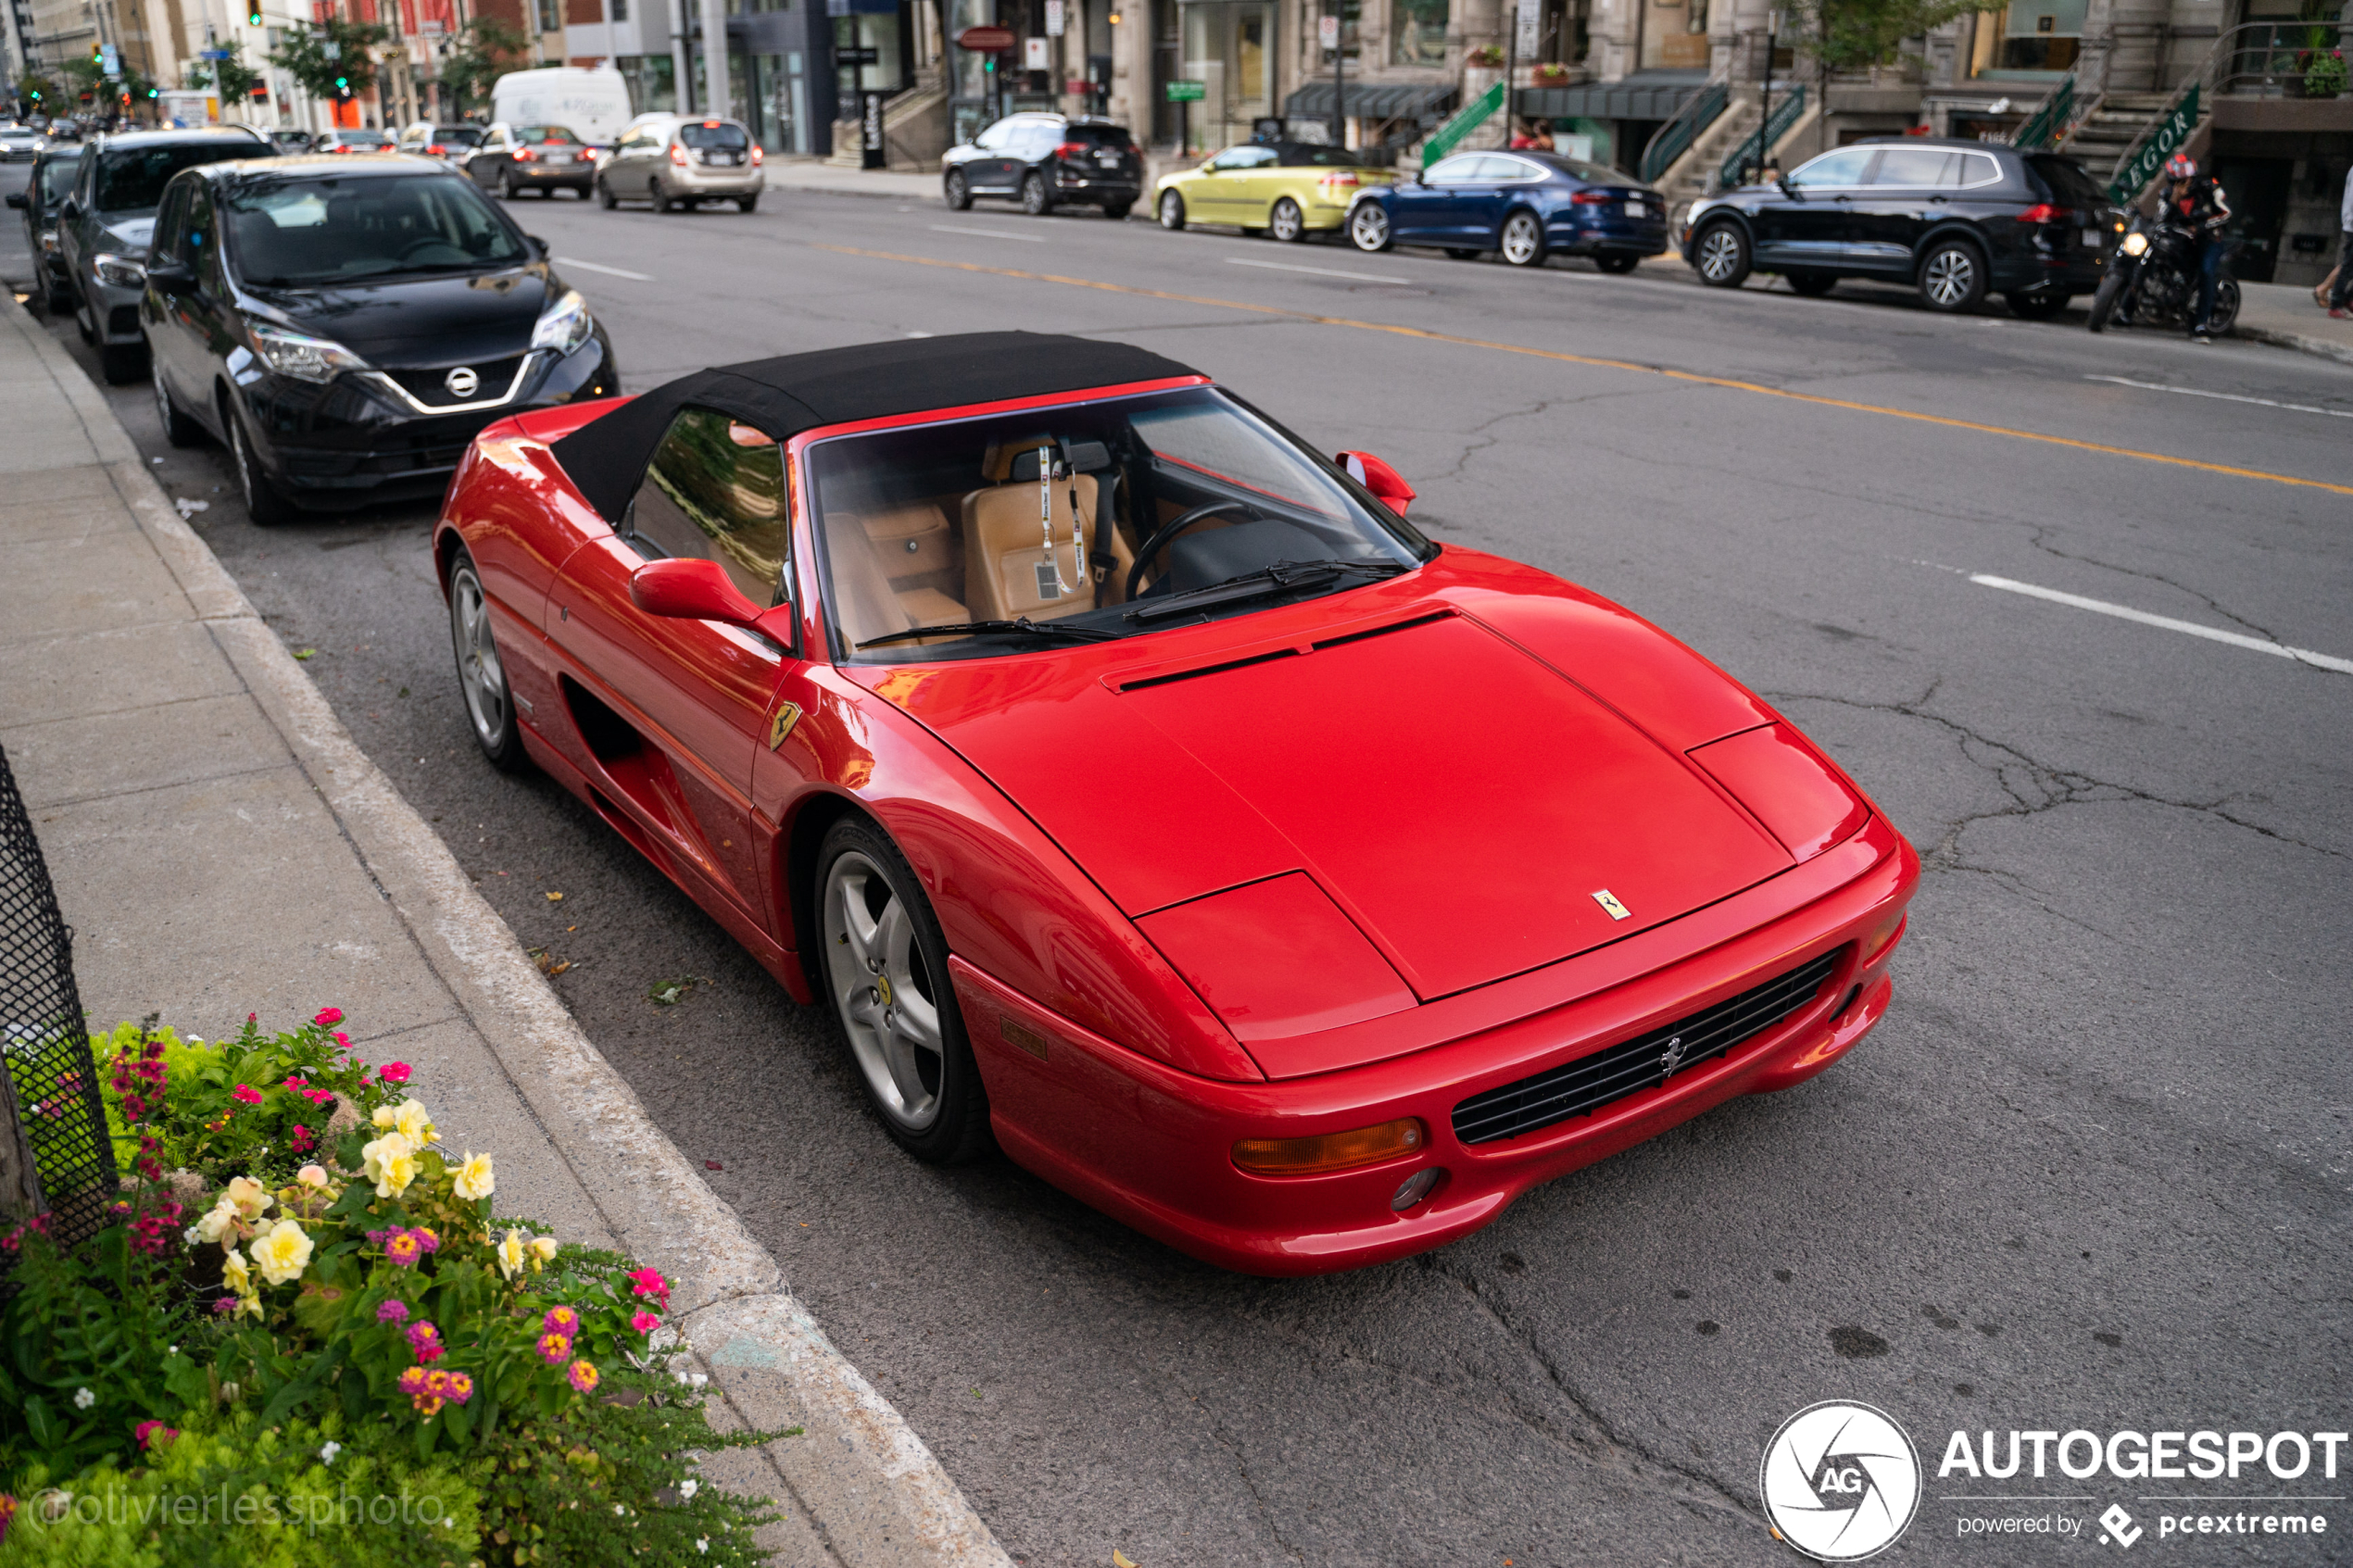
861, 500, 957, 582
960, 436, 1134, 621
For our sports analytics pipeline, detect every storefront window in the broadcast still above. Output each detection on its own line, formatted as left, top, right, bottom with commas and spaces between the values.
1994, 0, 2083, 72
616, 54, 678, 114
837, 11, 905, 102
1639, 0, 1709, 69
1390, 0, 1445, 66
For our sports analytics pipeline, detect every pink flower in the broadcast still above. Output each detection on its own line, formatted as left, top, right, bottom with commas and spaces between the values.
384, 1232, 422, 1268
376, 1298, 409, 1323
536, 1330, 573, 1365
333, 1032, 351, 1049
134, 1420, 177, 1450
445, 1370, 474, 1404
542, 1306, 580, 1336
210, 1297, 236, 1315
313, 1007, 344, 1027
625, 1268, 671, 1311
408, 1321, 445, 1363
631, 1311, 659, 1335
567, 1360, 600, 1395
290, 1125, 315, 1154
379, 1061, 412, 1085
413, 1227, 440, 1255
230, 1085, 262, 1106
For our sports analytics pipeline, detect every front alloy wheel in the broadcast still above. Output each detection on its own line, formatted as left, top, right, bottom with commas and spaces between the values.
1500, 209, 1546, 268
1348, 201, 1390, 253
1022, 171, 1052, 217
1918, 240, 1985, 313
1694, 222, 1750, 287
1158, 189, 1187, 230
1269, 197, 1305, 243
944, 169, 972, 210
447, 549, 528, 771
820, 821, 991, 1163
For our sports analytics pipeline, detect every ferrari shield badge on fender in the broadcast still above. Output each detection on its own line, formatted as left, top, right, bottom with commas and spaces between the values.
767, 702, 802, 751
1592, 888, 1632, 921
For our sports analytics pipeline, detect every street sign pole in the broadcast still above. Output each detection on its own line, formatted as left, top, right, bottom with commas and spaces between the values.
1328, 9, 1342, 148
1165, 78, 1203, 156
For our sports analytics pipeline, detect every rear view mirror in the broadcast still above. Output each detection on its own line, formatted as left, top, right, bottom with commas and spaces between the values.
1338, 450, 1416, 518
630, 558, 761, 625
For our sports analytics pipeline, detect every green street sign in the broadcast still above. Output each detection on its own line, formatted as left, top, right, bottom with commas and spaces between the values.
2108, 83, 2198, 205
1164, 80, 1206, 102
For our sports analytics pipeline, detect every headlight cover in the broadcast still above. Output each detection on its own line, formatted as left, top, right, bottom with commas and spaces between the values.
92, 251, 146, 288
1688, 723, 1869, 863
1137, 872, 1414, 1046
2120, 231, 2149, 257
531, 288, 595, 357
245, 319, 371, 383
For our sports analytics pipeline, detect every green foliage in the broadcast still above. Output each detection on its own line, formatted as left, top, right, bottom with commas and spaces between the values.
1786, 0, 1980, 74
182, 40, 265, 102
19, 72, 58, 106
267, 19, 389, 102
435, 17, 534, 113
0, 1414, 481, 1566
2307, 47, 2347, 96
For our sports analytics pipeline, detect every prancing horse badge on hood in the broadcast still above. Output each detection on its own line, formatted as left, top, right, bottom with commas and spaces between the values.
1592, 889, 1631, 921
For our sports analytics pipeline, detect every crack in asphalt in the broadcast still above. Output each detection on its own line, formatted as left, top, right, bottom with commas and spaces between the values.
1765, 682, 2349, 866
2020, 523, 2285, 643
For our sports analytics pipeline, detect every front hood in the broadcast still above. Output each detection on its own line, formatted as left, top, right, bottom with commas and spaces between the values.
242, 266, 550, 367
100, 216, 154, 251
871, 600, 1793, 1003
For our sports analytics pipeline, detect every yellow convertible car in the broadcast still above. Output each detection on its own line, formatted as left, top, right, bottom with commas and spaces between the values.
1153, 141, 1397, 241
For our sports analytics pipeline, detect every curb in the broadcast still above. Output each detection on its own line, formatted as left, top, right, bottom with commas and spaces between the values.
6, 300, 1011, 1568
2235, 323, 2353, 368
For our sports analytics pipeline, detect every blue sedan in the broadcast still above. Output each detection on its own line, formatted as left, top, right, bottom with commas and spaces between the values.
1345, 150, 1671, 271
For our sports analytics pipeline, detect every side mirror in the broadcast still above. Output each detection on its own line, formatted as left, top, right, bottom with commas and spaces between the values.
630, 558, 761, 626
145, 257, 195, 291
57, 196, 78, 220
4, 193, 22, 209
1338, 450, 1416, 518
524, 233, 548, 257
1776, 175, 1795, 197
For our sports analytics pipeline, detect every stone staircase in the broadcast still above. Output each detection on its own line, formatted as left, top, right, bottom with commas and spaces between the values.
2058, 91, 2181, 188
1654, 94, 1819, 228
825, 75, 951, 171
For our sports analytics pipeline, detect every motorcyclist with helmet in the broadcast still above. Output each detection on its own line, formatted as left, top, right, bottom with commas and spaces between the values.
2158, 153, 2232, 342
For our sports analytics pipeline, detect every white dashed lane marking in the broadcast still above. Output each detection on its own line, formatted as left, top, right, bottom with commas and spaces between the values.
2084, 375, 2353, 420
1970, 575, 2353, 675
555, 257, 657, 281
927, 224, 1046, 242
1225, 257, 1409, 283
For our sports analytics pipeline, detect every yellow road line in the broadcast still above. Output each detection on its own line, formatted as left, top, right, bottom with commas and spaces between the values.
809, 242, 2353, 500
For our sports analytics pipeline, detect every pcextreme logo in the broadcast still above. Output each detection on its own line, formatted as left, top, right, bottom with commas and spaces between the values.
1760, 1400, 1924, 1562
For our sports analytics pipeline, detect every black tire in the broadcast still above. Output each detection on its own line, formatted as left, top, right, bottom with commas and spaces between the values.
596, 176, 618, 209
447, 546, 532, 772
1692, 220, 1751, 288
816, 817, 992, 1165
1157, 189, 1186, 231
2004, 289, 2070, 320
226, 399, 298, 527
1021, 171, 1052, 217
737, 194, 758, 213
98, 338, 145, 385
1347, 201, 1390, 253
1592, 252, 1640, 274
1443, 246, 1481, 260
73, 288, 94, 342
1786, 270, 1837, 296
944, 169, 972, 210
651, 179, 673, 214
1269, 196, 1306, 243
2087, 270, 2126, 332
152, 358, 202, 447
499, 168, 519, 200
1498, 208, 1547, 268
44, 280, 72, 313
1917, 237, 1987, 313
2207, 278, 2240, 335
1101, 200, 1131, 220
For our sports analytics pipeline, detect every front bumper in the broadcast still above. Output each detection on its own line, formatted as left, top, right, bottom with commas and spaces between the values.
82, 267, 145, 345
233, 332, 617, 510
960, 813, 1919, 1275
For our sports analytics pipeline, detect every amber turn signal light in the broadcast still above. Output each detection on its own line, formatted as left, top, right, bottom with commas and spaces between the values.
1233, 1118, 1427, 1176
1860, 909, 1908, 966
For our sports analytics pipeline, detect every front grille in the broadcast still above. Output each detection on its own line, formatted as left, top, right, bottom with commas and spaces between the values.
384, 356, 529, 408
107, 305, 141, 336
1451, 948, 1844, 1146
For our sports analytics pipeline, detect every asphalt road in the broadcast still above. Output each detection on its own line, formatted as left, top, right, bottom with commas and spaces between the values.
8, 161, 2351, 1567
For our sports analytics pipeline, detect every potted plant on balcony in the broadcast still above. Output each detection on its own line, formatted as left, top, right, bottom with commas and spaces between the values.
2306, 47, 2347, 98
1532, 60, 1572, 86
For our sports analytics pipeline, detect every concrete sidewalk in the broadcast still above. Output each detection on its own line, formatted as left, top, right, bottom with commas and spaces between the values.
2233, 278, 2353, 367
0, 297, 1010, 1568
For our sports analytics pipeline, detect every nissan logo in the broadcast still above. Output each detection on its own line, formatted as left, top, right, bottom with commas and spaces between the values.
444, 366, 480, 398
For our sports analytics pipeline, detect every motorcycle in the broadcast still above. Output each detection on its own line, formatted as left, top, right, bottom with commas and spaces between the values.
2088, 211, 2240, 334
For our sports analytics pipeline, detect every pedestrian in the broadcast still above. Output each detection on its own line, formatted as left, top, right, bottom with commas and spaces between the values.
2158, 153, 2232, 342
2327, 163, 2353, 320
1509, 119, 1554, 152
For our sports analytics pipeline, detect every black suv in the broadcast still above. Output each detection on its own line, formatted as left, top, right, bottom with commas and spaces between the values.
1681, 137, 2120, 317
941, 113, 1140, 219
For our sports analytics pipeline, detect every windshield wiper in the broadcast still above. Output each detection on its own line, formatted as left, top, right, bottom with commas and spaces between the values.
1124, 558, 1408, 623
857, 617, 1121, 650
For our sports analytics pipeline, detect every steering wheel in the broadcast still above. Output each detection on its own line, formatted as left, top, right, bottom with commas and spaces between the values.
1126, 500, 1252, 602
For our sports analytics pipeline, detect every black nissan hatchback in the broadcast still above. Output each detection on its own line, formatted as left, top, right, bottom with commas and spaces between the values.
142, 155, 618, 522
1680, 137, 2118, 317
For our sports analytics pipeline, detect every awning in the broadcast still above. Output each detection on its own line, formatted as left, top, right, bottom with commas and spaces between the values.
1283, 82, 1460, 123
1516, 73, 1707, 121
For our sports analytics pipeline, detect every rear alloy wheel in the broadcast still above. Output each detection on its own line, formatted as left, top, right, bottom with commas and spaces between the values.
944, 169, 973, 210
1348, 201, 1390, 253
1693, 221, 1750, 288
1022, 171, 1052, 216
152, 359, 201, 447
500, 168, 520, 200
1499, 209, 1546, 268
226, 402, 297, 527
1269, 196, 1305, 243
1592, 252, 1640, 274
1158, 189, 1187, 231
819, 819, 992, 1164
447, 548, 530, 771
596, 176, 618, 209
651, 179, 673, 214
1917, 239, 1986, 313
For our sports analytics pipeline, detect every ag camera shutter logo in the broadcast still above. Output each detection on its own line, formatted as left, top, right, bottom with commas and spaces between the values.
1760, 1400, 1922, 1561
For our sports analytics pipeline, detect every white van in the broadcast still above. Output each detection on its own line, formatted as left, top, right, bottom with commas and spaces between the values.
488, 67, 635, 149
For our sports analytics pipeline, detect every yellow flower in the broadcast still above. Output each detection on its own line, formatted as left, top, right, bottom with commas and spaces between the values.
497, 1228, 526, 1281
371, 1104, 396, 1130
222, 1175, 272, 1222
359, 1131, 419, 1198
451, 1151, 495, 1202
232, 1293, 262, 1322
221, 1247, 253, 1296
390, 1098, 437, 1147
193, 1196, 238, 1245
526, 1236, 560, 1268
251, 1220, 314, 1287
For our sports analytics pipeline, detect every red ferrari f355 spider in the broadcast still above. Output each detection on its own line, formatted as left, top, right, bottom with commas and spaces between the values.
434, 332, 1917, 1275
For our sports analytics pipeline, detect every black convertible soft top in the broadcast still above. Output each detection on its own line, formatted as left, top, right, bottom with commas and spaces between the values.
549, 331, 1202, 523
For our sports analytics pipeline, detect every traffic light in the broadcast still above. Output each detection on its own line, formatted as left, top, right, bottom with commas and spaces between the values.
247, 3, 262, 21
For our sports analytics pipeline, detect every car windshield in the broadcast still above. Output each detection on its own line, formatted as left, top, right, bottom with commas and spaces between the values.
516, 125, 581, 144
678, 121, 749, 150
335, 132, 394, 146
433, 126, 484, 145
222, 172, 530, 285
96, 142, 261, 214
38, 156, 82, 202
811, 385, 1430, 664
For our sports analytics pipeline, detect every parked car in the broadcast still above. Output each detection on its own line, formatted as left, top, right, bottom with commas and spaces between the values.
1344, 150, 1668, 270
429, 329, 1917, 1276
268, 128, 313, 153
594, 116, 762, 212
468, 123, 596, 199
396, 121, 488, 165
1153, 141, 1396, 241
0, 125, 45, 162
311, 128, 397, 156
57, 126, 274, 382
941, 113, 1140, 219
142, 154, 617, 522
1680, 137, 2117, 317
6, 144, 85, 311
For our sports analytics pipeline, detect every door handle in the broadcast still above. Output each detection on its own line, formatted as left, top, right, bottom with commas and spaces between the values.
1929, 195, 1949, 204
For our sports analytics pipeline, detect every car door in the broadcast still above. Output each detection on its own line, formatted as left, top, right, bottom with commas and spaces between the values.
1846, 144, 1957, 274
1471, 154, 1547, 244
1393, 153, 1486, 244
1221, 144, 1281, 224
549, 407, 796, 930
1752, 145, 1876, 270
143, 179, 205, 409
618, 128, 659, 194
964, 120, 1018, 192
472, 125, 511, 189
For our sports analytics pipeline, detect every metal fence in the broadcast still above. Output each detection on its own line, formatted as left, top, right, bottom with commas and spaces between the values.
0, 742, 116, 1266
